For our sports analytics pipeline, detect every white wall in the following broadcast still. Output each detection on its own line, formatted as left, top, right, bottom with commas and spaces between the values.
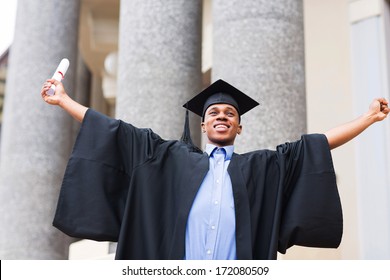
284, 0, 390, 259
283, 0, 358, 259
349, 0, 390, 259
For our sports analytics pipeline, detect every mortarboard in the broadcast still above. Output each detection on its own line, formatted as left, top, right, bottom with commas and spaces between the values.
183, 79, 259, 119
180, 79, 259, 151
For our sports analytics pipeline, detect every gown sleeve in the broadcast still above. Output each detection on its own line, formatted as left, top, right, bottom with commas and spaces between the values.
276, 134, 343, 253
52, 109, 161, 241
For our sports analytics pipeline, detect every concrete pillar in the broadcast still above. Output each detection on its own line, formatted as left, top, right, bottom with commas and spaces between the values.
0, 0, 80, 259
212, 0, 307, 152
117, 0, 202, 143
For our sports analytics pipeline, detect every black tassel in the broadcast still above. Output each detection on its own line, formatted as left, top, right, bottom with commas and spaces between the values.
180, 106, 202, 153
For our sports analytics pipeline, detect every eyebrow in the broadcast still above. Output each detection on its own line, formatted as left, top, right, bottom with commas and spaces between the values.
207, 105, 236, 112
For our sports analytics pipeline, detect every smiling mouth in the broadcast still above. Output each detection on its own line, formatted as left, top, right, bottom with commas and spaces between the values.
214, 124, 230, 129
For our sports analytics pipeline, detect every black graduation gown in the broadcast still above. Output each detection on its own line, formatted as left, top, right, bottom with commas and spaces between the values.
53, 109, 343, 260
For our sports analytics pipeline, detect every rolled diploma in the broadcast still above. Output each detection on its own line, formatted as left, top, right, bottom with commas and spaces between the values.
47, 58, 69, 96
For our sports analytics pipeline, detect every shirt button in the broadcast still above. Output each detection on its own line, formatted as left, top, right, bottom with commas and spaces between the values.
211, 225, 216, 230
206, 249, 212, 255
216, 179, 220, 184
217, 161, 221, 165
214, 200, 219, 205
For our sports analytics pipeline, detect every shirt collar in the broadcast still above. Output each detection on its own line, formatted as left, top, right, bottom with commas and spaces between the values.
205, 144, 234, 160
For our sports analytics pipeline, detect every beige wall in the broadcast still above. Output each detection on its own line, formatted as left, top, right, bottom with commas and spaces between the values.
281, 0, 359, 259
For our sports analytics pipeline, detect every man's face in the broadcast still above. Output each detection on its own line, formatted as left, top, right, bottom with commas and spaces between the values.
201, 104, 242, 147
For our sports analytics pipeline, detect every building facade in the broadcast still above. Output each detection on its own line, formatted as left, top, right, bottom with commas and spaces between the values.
0, 0, 389, 259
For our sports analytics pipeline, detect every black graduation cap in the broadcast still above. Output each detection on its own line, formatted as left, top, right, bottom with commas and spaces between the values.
183, 79, 259, 119
180, 79, 259, 152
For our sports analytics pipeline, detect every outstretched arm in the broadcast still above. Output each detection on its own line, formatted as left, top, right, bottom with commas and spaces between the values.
41, 79, 88, 123
325, 98, 389, 150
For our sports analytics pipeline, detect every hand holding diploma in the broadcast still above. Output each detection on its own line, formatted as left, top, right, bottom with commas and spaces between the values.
41, 59, 88, 123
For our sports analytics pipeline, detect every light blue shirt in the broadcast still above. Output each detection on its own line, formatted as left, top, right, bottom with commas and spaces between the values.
185, 144, 236, 260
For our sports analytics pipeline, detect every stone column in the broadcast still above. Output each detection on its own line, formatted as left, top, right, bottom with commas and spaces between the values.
0, 0, 80, 259
117, 0, 202, 143
212, 0, 307, 152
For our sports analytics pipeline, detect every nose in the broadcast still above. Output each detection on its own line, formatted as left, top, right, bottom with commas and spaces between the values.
216, 112, 227, 120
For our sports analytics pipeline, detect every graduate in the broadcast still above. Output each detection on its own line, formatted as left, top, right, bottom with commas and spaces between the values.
41, 79, 389, 260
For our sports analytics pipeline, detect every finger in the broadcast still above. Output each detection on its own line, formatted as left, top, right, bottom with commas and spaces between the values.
380, 102, 389, 112
41, 86, 49, 96
42, 81, 52, 90
51, 79, 61, 86
383, 107, 390, 114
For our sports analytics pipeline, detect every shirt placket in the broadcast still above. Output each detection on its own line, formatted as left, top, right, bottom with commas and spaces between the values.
204, 148, 225, 259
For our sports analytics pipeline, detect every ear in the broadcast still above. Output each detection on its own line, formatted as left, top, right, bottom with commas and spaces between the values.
201, 122, 206, 133
237, 124, 242, 135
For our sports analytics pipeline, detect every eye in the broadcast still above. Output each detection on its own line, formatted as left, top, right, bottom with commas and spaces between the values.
227, 111, 235, 117
209, 111, 218, 116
